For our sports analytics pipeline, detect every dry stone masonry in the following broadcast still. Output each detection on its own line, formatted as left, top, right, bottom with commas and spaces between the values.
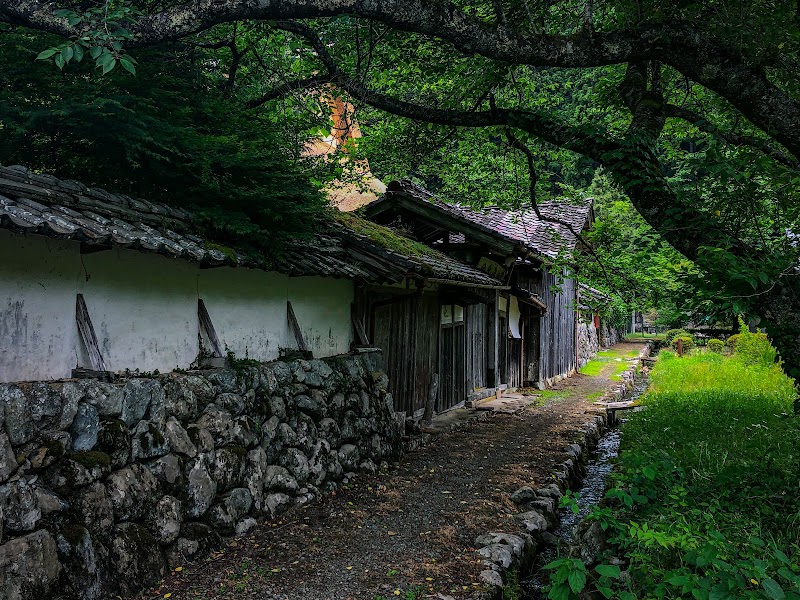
0, 351, 401, 600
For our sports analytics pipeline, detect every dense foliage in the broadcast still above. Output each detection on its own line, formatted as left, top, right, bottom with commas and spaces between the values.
4, 0, 800, 367
548, 350, 799, 600
0, 27, 327, 255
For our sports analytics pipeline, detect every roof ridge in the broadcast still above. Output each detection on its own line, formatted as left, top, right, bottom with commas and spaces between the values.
0, 165, 194, 231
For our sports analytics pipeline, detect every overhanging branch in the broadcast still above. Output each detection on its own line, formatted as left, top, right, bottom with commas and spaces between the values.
665, 104, 798, 169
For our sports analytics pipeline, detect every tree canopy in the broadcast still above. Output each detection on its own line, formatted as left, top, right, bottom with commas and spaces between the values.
2, 0, 800, 370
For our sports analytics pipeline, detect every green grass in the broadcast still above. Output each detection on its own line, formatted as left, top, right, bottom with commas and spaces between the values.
551, 352, 800, 600
580, 349, 634, 380
522, 388, 568, 407
624, 332, 666, 341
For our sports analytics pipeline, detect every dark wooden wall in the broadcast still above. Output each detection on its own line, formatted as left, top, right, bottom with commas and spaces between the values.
368, 290, 439, 415
465, 303, 488, 392
523, 267, 577, 382
366, 287, 496, 415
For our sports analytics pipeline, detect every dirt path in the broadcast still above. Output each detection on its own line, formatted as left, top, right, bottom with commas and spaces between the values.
137, 342, 645, 600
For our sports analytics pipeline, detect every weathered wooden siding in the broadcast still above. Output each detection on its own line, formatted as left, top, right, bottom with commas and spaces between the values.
465, 303, 488, 392
523, 315, 541, 385
368, 291, 439, 414
506, 338, 523, 388
438, 320, 465, 411
522, 268, 577, 382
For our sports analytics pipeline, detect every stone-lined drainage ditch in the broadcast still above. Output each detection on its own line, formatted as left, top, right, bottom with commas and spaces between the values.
470, 344, 654, 600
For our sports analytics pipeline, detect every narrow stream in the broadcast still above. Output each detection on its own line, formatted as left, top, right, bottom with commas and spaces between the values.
521, 375, 651, 598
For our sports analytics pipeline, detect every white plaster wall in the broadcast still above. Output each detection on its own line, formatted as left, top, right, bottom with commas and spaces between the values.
0, 229, 355, 382
288, 277, 353, 358
198, 268, 288, 362
0, 230, 83, 381
80, 248, 199, 374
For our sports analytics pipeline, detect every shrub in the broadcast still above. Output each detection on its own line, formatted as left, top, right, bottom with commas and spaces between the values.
734, 327, 778, 368
707, 338, 724, 353
725, 333, 740, 350
664, 328, 690, 345
670, 335, 695, 352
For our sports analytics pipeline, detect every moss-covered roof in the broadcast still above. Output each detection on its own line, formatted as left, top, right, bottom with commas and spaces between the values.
332, 210, 503, 286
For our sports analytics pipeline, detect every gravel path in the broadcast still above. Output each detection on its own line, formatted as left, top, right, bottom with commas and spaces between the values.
137, 343, 644, 600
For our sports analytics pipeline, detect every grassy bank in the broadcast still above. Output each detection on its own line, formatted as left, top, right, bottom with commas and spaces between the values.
547, 347, 800, 600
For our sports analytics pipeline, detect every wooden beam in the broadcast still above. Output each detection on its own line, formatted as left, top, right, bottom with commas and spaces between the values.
351, 303, 370, 346
75, 293, 107, 372
394, 196, 517, 255
197, 298, 223, 358
287, 300, 310, 355
79, 242, 111, 255
493, 290, 500, 387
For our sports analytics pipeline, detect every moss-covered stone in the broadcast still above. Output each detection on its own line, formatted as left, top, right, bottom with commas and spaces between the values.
59, 522, 88, 547
96, 419, 131, 469
71, 451, 111, 470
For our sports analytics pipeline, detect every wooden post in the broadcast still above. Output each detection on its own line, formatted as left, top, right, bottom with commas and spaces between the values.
351, 303, 370, 347
197, 298, 223, 358
422, 373, 439, 425
493, 290, 500, 389
677, 338, 683, 357
75, 294, 107, 372
287, 300, 311, 356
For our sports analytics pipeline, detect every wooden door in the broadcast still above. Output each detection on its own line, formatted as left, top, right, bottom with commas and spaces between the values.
438, 304, 466, 411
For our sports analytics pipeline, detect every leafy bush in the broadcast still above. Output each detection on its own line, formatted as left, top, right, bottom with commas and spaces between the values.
733, 317, 779, 368
707, 338, 724, 353
664, 328, 690, 345
726, 333, 741, 350
670, 335, 695, 352
557, 353, 800, 600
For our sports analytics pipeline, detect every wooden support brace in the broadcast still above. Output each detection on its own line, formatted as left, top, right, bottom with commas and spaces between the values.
287, 301, 310, 355
75, 293, 107, 372
351, 303, 370, 347
198, 298, 223, 358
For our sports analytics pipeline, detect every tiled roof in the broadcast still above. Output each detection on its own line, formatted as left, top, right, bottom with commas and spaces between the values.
0, 165, 501, 287
332, 215, 502, 287
383, 180, 593, 258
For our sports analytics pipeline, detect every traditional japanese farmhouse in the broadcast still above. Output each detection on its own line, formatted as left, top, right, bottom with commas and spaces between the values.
0, 165, 499, 384
358, 180, 595, 413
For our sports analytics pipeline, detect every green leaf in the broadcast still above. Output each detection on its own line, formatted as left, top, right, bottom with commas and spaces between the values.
101, 59, 116, 75
89, 46, 103, 59
595, 564, 621, 579
119, 56, 136, 75
54, 54, 65, 70
763, 578, 786, 600
773, 549, 791, 565
36, 48, 59, 60
667, 575, 690, 586
567, 569, 587, 594
73, 44, 84, 62
61, 46, 73, 64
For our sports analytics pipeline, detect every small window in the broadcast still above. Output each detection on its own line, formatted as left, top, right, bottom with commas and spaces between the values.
441, 304, 464, 325
453, 305, 464, 323
441, 305, 453, 325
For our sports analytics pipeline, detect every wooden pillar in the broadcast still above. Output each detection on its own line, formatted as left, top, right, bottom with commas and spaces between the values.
493, 290, 501, 388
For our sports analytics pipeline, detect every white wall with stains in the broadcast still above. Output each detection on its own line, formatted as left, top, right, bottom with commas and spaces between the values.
0, 230, 355, 382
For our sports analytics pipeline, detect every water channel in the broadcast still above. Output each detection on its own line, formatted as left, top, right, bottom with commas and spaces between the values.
521, 374, 651, 598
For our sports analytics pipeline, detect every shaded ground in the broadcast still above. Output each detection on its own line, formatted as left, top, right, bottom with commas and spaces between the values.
136, 342, 645, 600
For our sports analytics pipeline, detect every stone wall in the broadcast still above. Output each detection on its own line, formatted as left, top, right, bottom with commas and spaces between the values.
577, 320, 600, 369
599, 322, 624, 348
0, 351, 400, 600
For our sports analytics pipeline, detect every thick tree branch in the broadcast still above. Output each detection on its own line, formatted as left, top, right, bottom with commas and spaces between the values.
273, 20, 617, 161
665, 104, 799, 169
3, 0, 800, 159
246, 74, 332, 107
